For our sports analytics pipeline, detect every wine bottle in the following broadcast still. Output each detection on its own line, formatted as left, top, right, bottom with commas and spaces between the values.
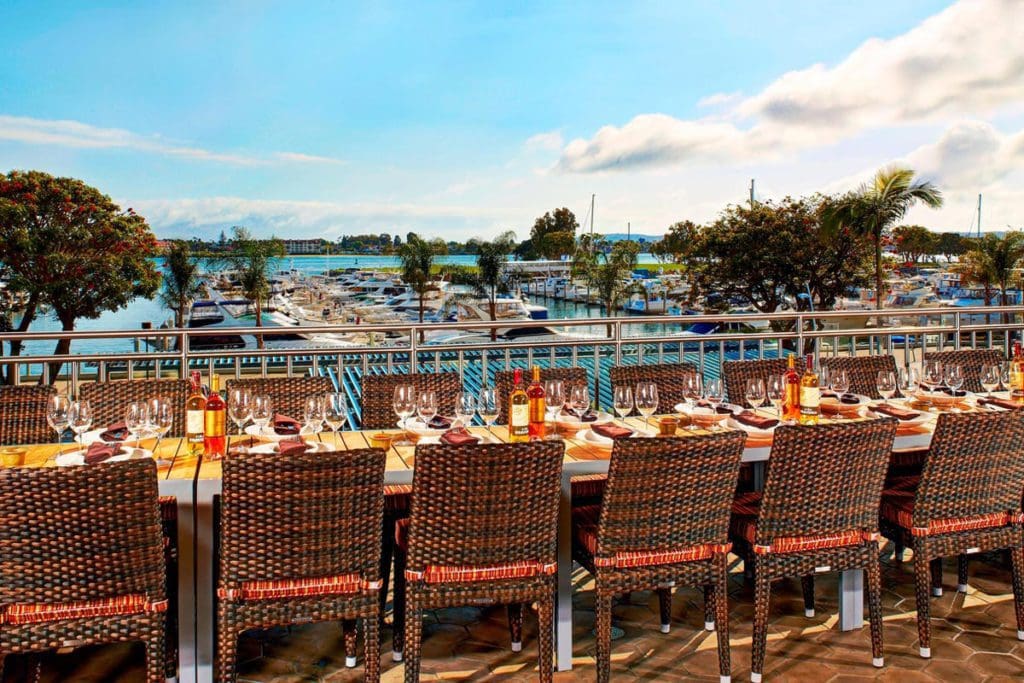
799, 354, 820, 425
527, 366, 546, 440
1012, 341, 1024, 403
782, 354, 801, 423
203, 374, 227, 459
185, 370, 206, 456
508, 368, 530, 442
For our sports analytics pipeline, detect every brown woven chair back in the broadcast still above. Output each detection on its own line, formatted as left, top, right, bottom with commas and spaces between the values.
220, 449, 385, 586
225, 375, 333, 422
80, 379, 190, 438
821, 355, 898, 399
609, 362, 698, 414
0, 384, 56, 445
0, 459, 165, 607
722, 358, 787, 407
596, 432, 744, 558
914, 411, 1024, 529
494, 366, 587, 424
923, 349, 1005, 394
359, 372, 461, 430
406, 442, 563, 572
757, 420, 897, 544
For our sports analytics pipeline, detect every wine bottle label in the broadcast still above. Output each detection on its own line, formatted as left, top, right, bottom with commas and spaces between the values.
204, 410, 225, 437
186, 410, 204, 441
799, 387, 820, 409
510, 404, 529, 432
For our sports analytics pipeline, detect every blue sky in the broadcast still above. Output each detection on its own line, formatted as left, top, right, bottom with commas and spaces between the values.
2, 0, 1022, 240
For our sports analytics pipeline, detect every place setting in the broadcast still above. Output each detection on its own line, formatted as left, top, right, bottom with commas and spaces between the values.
391, 385, 499, 448
51, 396, 167, 467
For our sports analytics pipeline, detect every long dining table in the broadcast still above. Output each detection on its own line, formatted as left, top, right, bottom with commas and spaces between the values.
14, 408, 942, 682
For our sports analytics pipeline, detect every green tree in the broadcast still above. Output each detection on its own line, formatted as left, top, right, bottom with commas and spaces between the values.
893, 225, 937, 264
465, 231, 517, 340
958, 232, 1024, 310
531, 208, 579, 259
823, 166, 943, 309
936, 231, 966, 262
0, 170, 161, 383
159, 240, 203, 329
220, 227, 285, 349
540, 230, 575, 260
398, 234, 447, 337
575, 238, 639, 331
651, 220, 705, 305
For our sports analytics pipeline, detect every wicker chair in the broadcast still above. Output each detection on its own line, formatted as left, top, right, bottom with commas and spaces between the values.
730, 419, 897, 681
79, 378, 190, 438
493, 366, 588, 425
0, 384, 56, 445
722, 358, 788, 407
392, 441, 563, 682
923, 348, 1005, 394
0, 460, 168, 682
609, 361, 698, 415
821, 355, 899, 399
216, 448, 385, 682
224, 375, 332, 421
879, 411, 1024, 658
573, 432, 745, 682
359, 372, 462, 430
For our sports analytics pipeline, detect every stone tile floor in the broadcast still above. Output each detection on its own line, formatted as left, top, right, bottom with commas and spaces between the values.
6, 546, 1024, 681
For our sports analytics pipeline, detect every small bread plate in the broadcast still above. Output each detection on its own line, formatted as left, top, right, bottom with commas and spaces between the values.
676, 402, 741, 429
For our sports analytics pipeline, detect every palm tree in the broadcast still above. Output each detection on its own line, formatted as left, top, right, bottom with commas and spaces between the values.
220, 227, 285, 349
823, 166, 943, 309
958, 232, 1024, 323
398, 235, 447, 340
159, 240, 203, 328
467, 231, 517, 341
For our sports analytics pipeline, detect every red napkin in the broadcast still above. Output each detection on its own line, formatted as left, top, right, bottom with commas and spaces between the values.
822, 391, 861, 405
696, 401, 734, 414
561, 408, 598, 422
734, 411, 779, 429
85, 441, 119, 465
100, 421, 128, 442
427, 415, 453, 430
273, 414, 301, 436
440, 427, 480, 445
977, 397, 1022, 411
591, 423, 634, 440
277, 438, 312, 455
872, 404, 921, 421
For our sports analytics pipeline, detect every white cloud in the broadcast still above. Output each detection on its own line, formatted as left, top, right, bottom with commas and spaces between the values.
524, 130, 564, 152
558, 0, 1024, 173
273, 151, 345, 165
696, 92, 742, 109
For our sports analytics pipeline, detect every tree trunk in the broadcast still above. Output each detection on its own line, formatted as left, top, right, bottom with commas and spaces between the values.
255, 298, 264, 349
489, 297, 497, 342
45, 312, 76, 385
874, 239, 883, 311
6, 293, 39, 385
418, 291, 425, 344
177, 295, 187, 328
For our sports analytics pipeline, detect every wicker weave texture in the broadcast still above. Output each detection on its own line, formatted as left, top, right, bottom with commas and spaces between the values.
493, 367, 587, 424
608, 362, 697, 416
359, 372, 461, 430
80, 379, 190, 438
0, 384, 56, 445
821, 355, 898, 399
224, 376, 332, 423
923, 349, 1005, 394
722, 358, 788, 407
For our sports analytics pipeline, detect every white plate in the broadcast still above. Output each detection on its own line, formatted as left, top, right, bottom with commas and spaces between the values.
820, 392, 871, 407
399, 418, 458, 437
866, 403, 932, 426
55, 447, 149, 467
575, 425, 653, 448
245, 440, 333, 454
79, 427, 159, 446
673, 402, 742, 416
245, 424, 316, 442
555, 410, 614, 428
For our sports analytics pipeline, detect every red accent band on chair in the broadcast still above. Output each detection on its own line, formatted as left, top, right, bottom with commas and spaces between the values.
0, 595, 167, 625
217, 574, 379, 601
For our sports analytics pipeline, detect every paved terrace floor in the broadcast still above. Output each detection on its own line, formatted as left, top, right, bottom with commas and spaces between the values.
5, 542, 1024, 682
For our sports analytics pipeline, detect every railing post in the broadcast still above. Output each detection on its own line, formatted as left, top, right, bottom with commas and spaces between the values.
409, 325, 418, 374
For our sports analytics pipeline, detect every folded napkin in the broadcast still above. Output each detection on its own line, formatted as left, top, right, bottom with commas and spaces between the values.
440, 427, 480, 445
100, 421, 128, 443
822, 391, 861, 405
977, 397, 1022, 411
695, 400, 734, 415
734, 411, 779, 430
85, 441, 119, 465
936, 387, 968, 397
872, 404, 921, 421
273, 414, 301, 436
591, 423, 634, 440
427, 415, 453, 430
561, 408, 598, 422
277, 438, 312, 455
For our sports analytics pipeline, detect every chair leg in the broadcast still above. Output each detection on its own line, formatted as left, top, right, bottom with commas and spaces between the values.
403, 597, 423, 683
595, 591, 613, 683
657, 587, 672, 633
392, 547, 407, 661
703, 584, 715, 631
537, 596, 554, 683
957, 554, 970, 593
751, 559, 771, 683
713, 560, 732, 683
801, 575, 815, 618
380, 511, 398, 623
894, 541, 905, 562
343, 619, 358, 668
866, 554, 885, 668
913, 543, 933, 658
364, 611, 381, 683
930, 557, 943, 597
1009, 548, 1024, 642
215, 605, 237, 683
145, 632, 167, 683
508, 603, 524, 651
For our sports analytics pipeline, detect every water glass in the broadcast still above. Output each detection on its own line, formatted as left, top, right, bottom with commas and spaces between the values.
922, 360, 943, 410
324, 393, 347, 446
944, 364, 964, 411
704, 379, 724, 430
46, 395, 71, 448
228, 388, 252, 436
477, 387, 500, 437
898, 366, 919, 398
392, 385, 417, 446
455, 392, 476, 429
543, 380, 564, 440
767, 375, 785, 420
612, 385, 633, 420
635, 382, 659, 431
569, 383, 591, 419
417, 390, 438, 425
124, 402, 149, 448
684, 372, 703, 431
745, 378, 765, 411
830, 370, 850, 418
876, 370, 897, 404
981, 364, 1000, 396
252, 395, 274, 435
151, 399, 173, 440
303, 395, 325, 435
68, 400, 93, 446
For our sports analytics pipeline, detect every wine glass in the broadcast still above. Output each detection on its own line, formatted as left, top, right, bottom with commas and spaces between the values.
543, 380, 565, 440
455, 392, 476, 429
477, 387, 499, 438
417, 390, 438, 427
830, 370, 850, 419
613, 385, 633, 421
704, 379, 724, 430
876, 370, 897, 404
635, 382, 659, 432
68, 400, 93, 446
745, 378, 766, 412
303, 395, 325, 436
981, 364, 1001, 397
324, 393, 348, 448
898, 366, 919, 400
46, 395, 71, 452
392, 385, 417, 447
252, 395, 273, 436
228, 388, 252, 436
150, 399, 174, 460
124, 401, 149, 449
569, 384, 591, 421
684, 372, 703, 431
767, 375, 785, 420
1001, 361, 1013, 392
922, 360, 943, 411
944, 365, 964, 411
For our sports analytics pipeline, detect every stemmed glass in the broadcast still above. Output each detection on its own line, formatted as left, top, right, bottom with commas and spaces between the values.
251, 395, 273, 436
543, 380, 565, 440
392, 385, 417, 447
898, 367, 919, 405
704, 379, 724, 430
455, 392, 477, 429
68, 400, 93, 447
684, 372, 703, 431
150, 399, 174, 461
922, 360, 943, 411
944, 364, 964, 411
477, 388, 499, 438
228, 388, 252, 437
767, 375, 785, 420
745, 379, 766, 413
830, 370, 850, 419
124, 402, 149, 449
876, 371, 897, 404
324, 393, 348, 448
635, 382, 659, 432
46, 395, 71, 453
1001, 361, 1013, 393
569, 384, 591, 420
981, 364, 1001, 397
417, 390, 438, 428
303, 395, 325, 439
613, 385, 633, 422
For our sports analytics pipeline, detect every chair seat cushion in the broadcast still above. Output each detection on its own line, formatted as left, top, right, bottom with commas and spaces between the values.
217, 574, 379, 601
730, 491, 875, 554
880, 482, 1015, 537
573, 505, 729, 569
0, 594, 167, 625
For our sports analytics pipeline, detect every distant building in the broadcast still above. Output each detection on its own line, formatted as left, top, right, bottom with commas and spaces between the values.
282, 239, 322, 254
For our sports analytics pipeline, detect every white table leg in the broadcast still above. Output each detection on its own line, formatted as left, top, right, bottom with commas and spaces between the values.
160, 479, 196, 683
194, 479, 221, 683
556, 470, 573, 671
839, 568, 864, 631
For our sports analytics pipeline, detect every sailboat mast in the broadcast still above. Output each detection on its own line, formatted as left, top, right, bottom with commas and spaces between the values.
977, 194, 982, 238
590, 194, 595, 237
